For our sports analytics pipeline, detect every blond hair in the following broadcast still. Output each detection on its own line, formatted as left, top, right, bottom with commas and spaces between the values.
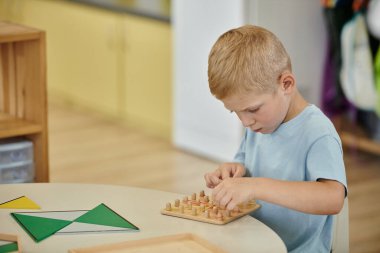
208, 25, 292, 99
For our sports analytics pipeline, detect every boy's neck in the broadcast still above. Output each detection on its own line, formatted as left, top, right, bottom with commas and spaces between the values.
283, 90, 308, 123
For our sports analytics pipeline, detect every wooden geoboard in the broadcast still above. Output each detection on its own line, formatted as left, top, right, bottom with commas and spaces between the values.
161, 191, 260, 225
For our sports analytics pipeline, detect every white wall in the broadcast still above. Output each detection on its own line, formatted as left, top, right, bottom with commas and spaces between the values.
248, 0, 326, 104
172, 0, 245, 162
173, 0, 326, 161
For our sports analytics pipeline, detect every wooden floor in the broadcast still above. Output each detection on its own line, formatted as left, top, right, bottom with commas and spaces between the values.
48, 103, 380, 253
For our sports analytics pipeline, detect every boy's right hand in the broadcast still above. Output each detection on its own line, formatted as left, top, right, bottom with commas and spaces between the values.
204, 162, 246, 188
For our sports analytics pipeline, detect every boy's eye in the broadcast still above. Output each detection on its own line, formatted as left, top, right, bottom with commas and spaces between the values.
247, 108, 259, 113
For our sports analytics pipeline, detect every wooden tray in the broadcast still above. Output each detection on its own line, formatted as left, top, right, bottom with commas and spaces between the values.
161, 191, 260, 225
0, 233, 21, 253
69, 233, 228, 253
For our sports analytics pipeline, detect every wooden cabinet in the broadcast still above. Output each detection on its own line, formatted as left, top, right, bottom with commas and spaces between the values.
0, 21, 49, 182
122, 15, 172, 139
18, 0, 122, 118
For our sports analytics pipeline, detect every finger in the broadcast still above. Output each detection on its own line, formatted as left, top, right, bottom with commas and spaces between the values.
205, 173, 220, 187
212, 183, 223, 204
204, 174, 213, 188
232, 171, 242, 178
232, 166, 243, 178
221, 169, 230, 180
232, 169, 239, 178
226, 199, 238, 211
206, 182, 214, 189
219, 192, 232, 208
213, 185, 228, 206
210, 175, 222, 186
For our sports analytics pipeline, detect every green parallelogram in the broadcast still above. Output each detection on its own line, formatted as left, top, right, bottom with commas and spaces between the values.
11, 213, 72, 242
0, 242, 18, 253
74, 203, 139, 230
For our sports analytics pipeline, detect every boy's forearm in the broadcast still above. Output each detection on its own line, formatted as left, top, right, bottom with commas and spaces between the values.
252, 177, 345, 215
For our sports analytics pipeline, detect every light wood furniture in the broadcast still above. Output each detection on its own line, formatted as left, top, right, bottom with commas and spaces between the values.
0, 21, 49, 182
333, 116, 380, 156
70, 233, 228, 253
340, 131, 380, 155
0, 233, 20, 253
0, 183, 287, 253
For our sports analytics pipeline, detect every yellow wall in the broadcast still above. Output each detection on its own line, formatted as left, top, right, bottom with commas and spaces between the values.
0, 0, 172, 140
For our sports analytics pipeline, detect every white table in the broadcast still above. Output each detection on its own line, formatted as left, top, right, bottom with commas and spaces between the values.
0, 183, 286, 252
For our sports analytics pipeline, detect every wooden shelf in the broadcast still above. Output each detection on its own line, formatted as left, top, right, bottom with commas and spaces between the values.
0, 21, 49, 182
340, 131, 380, 155
0, 21, 41, 43
0, 113, 42, 138
333, 115, 380, 156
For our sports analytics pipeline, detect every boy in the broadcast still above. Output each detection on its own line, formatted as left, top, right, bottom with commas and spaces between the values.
204, 25, 347, 252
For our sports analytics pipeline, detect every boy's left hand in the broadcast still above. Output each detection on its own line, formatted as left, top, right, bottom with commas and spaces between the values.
212, 177, 255, 210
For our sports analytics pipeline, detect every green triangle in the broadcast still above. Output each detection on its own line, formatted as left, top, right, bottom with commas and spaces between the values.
74, 204, 138, 230
0, 242, 18, 253
11, 213, 72, 242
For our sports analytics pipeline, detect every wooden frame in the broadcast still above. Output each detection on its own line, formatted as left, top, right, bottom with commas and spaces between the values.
0, 233, 21, 253
69, 233, 228, 253
0, 21, 49, 182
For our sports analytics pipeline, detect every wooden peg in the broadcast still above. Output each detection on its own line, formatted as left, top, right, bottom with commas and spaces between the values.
174, 199, 180, 207
231, 206, 240, 215
200, 190, 205, 197
192, 207, 197, 216
166, 203, 171, 211
200, 203, 205, 212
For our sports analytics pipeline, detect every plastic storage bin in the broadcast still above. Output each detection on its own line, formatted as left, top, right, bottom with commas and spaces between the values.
0, 139, 33, 164
0, 160, 34, 183
0, 138, 34, 183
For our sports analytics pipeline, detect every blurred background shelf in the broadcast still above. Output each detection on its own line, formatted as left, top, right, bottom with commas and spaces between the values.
333, 115, 380, 156
0, 21, 49, 182
0, 113, 42, 138
341, 132, 380, 156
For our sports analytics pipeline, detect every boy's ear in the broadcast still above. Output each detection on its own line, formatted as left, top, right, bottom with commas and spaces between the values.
279, 72, 295, 94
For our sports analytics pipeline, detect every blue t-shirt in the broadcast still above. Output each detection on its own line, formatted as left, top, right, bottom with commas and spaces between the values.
233, 104, 347, 253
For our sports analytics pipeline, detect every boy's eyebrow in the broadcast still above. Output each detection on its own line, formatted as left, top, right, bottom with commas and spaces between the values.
239, 103, 263, 112
227, 103, 263, 113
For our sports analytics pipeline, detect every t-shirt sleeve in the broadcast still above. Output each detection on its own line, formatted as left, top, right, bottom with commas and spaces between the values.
306, 135, 347, 194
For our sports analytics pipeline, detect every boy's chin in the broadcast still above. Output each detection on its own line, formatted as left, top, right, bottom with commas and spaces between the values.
250, 127, 275, 134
